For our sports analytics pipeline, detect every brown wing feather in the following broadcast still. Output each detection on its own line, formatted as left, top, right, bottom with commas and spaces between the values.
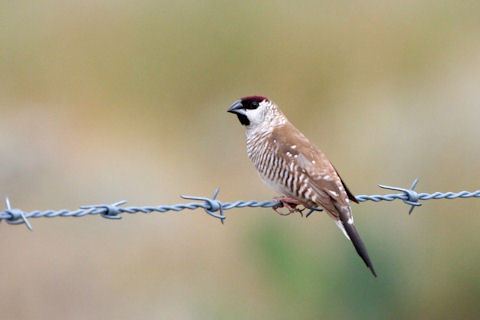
332, 166, 359, 204
271, 124, 351, 216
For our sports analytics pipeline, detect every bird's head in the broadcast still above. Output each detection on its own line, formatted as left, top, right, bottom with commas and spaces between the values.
227, 96, 285, 130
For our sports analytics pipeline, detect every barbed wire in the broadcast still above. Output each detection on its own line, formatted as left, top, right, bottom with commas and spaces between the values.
1, 178, 479, 231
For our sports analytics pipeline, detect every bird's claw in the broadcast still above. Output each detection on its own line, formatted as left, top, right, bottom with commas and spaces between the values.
305, 207, 323, 218
272, 197, 310, 217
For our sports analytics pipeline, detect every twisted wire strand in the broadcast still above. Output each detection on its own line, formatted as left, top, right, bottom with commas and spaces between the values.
1, 179, 479, 231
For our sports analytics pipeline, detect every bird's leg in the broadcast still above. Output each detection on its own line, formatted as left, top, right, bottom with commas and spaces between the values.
272, 197, 304, 216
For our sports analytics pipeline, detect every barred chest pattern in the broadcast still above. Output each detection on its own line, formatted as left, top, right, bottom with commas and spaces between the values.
245, 127, 316, 206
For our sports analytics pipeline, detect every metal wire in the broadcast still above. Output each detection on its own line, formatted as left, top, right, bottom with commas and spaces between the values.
1, 178, 479, 231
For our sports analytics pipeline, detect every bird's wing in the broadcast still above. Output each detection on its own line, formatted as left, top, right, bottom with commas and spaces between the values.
271, 124, 377, 277
270, 123, 352, 219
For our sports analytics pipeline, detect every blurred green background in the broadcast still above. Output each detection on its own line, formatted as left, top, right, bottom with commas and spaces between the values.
1, 1, 480, 319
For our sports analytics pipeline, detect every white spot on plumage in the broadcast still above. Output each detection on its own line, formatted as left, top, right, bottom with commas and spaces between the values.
336, 220, 350, 240
327, 190, 338, 197
305, 188, 313, 198
291, 145, 297, 149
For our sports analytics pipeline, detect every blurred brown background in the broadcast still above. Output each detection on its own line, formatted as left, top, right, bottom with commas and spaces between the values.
1, 1, 480, 319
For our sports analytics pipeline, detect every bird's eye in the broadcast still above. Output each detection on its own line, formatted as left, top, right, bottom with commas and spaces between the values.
241, 97, 264, 109
245, 101, 259, 110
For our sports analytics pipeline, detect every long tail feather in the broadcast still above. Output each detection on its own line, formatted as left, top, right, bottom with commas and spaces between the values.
342, 222, 377, 277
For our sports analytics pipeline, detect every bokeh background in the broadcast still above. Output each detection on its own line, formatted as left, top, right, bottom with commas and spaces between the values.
1, 1, 480, 319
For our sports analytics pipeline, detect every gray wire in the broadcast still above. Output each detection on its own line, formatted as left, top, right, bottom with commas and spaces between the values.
1, 178, 479, 231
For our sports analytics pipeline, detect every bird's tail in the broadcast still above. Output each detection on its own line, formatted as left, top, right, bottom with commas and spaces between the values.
342, 221, 377, 277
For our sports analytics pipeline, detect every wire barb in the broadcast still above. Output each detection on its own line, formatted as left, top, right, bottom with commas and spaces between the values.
378, 178, 422, 214
80, 201, 127, 220
4, 198, 33, 231
181, 188, 225, 224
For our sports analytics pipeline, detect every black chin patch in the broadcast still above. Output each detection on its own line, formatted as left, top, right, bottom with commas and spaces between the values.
236, 114, 250, 126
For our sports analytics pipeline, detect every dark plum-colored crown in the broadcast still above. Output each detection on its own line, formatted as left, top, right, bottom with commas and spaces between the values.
240, 95, 268, 109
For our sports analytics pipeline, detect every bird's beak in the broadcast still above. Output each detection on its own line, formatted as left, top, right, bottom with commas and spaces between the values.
227, 100, 246, 116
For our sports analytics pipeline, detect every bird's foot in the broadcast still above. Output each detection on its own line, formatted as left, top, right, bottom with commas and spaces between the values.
272, 197, 306, 216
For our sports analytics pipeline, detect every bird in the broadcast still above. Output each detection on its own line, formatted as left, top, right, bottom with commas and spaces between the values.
227, 95, 377, 277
